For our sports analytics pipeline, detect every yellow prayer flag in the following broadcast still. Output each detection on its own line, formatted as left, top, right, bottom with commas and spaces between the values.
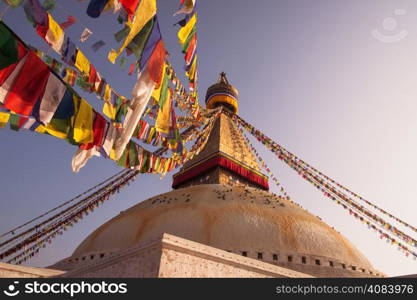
151, 62, 166, 102
104, 84, 111, 101
34, 125, 46, 134
44, 122, 68, 139
155, 89, 171, 134
178, 13, 197, 44
75, 50, 91, 75
0, 112, 10, 128
46, 14, 65, 52
108, 0, 157, 63
103, 101, 116, 120
73, 98, 94, 144
109, 148, 117, 160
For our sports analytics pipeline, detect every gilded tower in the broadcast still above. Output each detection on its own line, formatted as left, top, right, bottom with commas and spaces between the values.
172, 72, 269, 190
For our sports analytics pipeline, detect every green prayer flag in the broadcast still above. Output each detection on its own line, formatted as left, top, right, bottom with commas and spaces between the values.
126, 17, 154, 59
128, 142, 139, 167
9, 114, 22, 131
0, 23, 19, 69
117, 146, 129, 167
182, 27, 196, 53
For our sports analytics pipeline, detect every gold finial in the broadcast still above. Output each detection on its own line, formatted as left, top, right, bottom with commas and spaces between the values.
219, 72, 229, 85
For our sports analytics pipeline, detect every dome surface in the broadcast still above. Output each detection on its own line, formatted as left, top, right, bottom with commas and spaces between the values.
71, 184, 376, 276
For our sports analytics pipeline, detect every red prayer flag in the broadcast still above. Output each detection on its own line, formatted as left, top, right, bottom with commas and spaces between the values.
3, 52, 50, 116
36, 23, 48, 40
184, 34, 197, 64
80, 112, 107, 150
88, 64, 97, 92
147, 40, 166, 87
128, 63, 135, 75
60, 16, 77, 30
120, 0, 141, 16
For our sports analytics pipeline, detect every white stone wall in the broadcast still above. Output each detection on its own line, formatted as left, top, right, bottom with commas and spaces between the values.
58, 234, 310, 278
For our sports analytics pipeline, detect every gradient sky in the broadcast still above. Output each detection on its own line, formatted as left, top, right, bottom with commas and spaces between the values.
0, 0, 416, 277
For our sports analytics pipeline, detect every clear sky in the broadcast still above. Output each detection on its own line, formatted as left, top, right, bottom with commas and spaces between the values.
0, 0, 416, 277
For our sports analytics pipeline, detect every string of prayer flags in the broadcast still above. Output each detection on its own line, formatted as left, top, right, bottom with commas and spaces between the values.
112, 35, 166, 160
17, 4, 129, 109
175, 9, 200, 116
0, 22, 27, 70
33, 46, 125, 123
2, 170, 139, 264
235, 115, 417, 258
80, 28, 93, 43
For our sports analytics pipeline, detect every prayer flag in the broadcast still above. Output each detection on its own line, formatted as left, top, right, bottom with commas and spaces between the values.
80, 28, 93, 43
60, 16, 76, 30
38, 73, 66, 124
91, 40, 105, 52
73, 98, 94, 144
4, 0, 23, 7
126, 16, 154, 59
138, 17, 162, 70
61, 37, 77, 66
23, 0, 48, 26
72, 113, 107, 172
87, 0, 108, 18
62, 68, 77, 86
155, 88, 171, 134
0, 112, 10, 128
108, 0, 156, 63
74, 50, 90, 75
2, 52, 49, 116
119, 0, 140, 17
45, 14, 65, 53
178, 13, 196, 44
50, 89, 74, 119
101, 123, 117, 158
173, 0, 195, 16
146, 39, 166, 87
